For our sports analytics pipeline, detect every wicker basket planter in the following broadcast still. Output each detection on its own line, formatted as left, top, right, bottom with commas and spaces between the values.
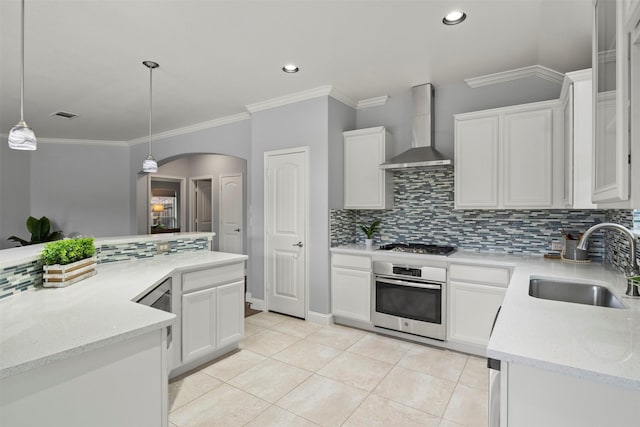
43, 256, 97, 288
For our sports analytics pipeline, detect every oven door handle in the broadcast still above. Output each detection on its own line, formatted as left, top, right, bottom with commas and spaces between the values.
376, 277, 442, 290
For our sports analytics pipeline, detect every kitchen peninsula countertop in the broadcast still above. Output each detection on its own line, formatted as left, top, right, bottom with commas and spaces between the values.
330, 244, 640, 390
0, 250, 247, 379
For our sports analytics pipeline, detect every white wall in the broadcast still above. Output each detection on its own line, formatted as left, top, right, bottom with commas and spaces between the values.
0, 143, 31, 248
29, 142, 131, 238
250, 97, 331, 313
328, 97, 356, 210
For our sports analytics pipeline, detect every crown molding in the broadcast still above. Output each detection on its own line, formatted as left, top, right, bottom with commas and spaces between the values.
245, 86, 334, 113
0, 134, 129, 147
128, 112, 251, 146
357, 96, 389, 109
465, 65, 565, 88
328, 87, 357, 109
559, 68, 592, 103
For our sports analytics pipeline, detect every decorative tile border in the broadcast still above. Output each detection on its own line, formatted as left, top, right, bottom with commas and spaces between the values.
330, 167, 628, 263
96, 237, 210, 264
0, 237, 210, 299
0, 259, 43, 300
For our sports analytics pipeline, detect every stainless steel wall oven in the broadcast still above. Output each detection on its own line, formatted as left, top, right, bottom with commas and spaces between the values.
372, 261, 446, 340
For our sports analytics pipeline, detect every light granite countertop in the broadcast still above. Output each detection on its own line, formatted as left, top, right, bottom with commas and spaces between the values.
0, 250, 247, 379
330, 244, 640, 390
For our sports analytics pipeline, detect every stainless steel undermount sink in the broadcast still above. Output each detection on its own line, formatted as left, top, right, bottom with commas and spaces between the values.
529, 278, 625, 309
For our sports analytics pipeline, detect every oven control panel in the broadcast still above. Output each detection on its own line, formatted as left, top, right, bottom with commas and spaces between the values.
392, 266, 422, 277
374, 261, 447, 283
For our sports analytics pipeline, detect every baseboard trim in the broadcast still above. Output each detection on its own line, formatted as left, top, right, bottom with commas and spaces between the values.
247, 297, 265, 311
306, 311, 334, 325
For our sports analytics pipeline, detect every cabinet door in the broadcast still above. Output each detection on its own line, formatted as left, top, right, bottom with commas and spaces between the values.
182, 287, 217, 363
502, 108, 553, 208
448, 281, 505, 346
216, 281, 244, 348
592, 0, 630, 203
454, 116, 499, 208
563, 87, 574, 207
344, 128, 392, 209
331, 267, 371, 322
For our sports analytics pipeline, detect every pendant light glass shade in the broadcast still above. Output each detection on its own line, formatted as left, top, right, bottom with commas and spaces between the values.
8, 0, 36, 151
143, 154, 158, 173
8, 121, 37, 150
142, 60, 159, 173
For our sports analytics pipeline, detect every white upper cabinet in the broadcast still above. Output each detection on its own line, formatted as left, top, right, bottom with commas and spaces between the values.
630, 5, 640, 207
502, 108, 553, 208
561, 69, 597, 209
454, 116, 499, 208
454, 100, 562, 210
343, 127, 393, 209
623, 0, 640, 30
592, 0, 631, 204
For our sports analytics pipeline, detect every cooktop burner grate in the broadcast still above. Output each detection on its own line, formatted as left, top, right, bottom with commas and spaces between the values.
378, 243, 456, 256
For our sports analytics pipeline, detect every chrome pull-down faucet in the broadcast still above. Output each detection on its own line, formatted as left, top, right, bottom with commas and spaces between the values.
577, 223, 640, 297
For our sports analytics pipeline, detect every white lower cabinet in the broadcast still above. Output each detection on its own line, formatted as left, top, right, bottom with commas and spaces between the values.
448, 263, 509, 347
216, 281, 245, 348
331, 254, 372, 322
331, 267, 371, 322
182, 287, 217, 363
179, 262, 245, 368
504, 362, 640, 427
448, 281, 505, 346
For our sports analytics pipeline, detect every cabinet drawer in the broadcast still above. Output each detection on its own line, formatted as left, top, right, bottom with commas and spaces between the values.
331, 253, 372, 270
449, 263, 510, 287
182, 262, 244, 293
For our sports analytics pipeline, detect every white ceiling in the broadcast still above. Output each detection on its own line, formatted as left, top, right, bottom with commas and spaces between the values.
0, 0, 592, 142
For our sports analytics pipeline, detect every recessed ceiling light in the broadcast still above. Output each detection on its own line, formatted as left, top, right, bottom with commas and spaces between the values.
282, 64, 299, 73
443, 10, 466, 25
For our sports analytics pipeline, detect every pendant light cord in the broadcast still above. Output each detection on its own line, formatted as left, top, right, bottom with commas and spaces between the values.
20, 0, 25, 122
148, 64, 153, 156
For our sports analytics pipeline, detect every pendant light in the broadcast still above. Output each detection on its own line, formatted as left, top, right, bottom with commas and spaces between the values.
8, 0, 37, 150
142, 60, 159, 173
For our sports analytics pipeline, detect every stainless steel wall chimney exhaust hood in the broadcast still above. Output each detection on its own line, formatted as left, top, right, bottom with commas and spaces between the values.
380, 83, 452, 169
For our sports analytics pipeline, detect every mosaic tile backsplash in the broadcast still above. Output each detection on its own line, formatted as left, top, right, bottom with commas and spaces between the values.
331, 167, 613, 259
604, 210, 640, 274
0, 236, 210, 299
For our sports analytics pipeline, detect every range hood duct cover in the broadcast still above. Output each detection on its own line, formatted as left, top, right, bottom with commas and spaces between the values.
380, 83, 452, 169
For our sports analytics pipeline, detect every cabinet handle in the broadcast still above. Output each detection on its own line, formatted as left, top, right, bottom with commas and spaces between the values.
234, 228, 241, 232
292, 242, 303, 248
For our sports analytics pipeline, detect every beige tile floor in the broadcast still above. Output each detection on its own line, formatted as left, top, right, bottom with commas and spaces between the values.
169, 311, 488, 427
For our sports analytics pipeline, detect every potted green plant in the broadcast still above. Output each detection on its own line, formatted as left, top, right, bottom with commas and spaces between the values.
41, 237, 97, 288
360, 220, 381, 248
8, 216, 63, 246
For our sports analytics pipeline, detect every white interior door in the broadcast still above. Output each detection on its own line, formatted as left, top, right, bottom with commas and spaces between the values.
194, 179, 213, 232
219, 174, 244, 254
264, 148, 308, 319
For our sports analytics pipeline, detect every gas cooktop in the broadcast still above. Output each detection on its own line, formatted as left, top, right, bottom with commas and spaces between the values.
378, 243, 456, 256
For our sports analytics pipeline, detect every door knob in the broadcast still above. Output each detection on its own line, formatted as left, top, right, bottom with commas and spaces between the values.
234, 228, 241, 232
292, 241, 303, 247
